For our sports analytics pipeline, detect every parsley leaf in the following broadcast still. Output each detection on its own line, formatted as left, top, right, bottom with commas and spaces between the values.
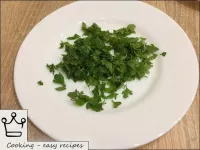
103, 93, 118, 99
53, 73, 65, 85
90, 103, 104, 112
37, 81, 43, 86
68, 90, 78, 99
113, 24, 136, 36
160, 52, 167, 56
55, 85, 66, 91
104, 85, 117, 93
101, 59, 113, 74
67, 34, 80, 40
81, 22, 87, 31
122, 86, 133, 98
75, 98, 86, 106
47, 64, 56, 74
127, 24, 136, 32
112, 100, 122, 108
59, 41, 64, 49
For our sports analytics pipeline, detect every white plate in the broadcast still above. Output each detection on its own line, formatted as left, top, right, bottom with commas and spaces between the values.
14, 1, 199, 149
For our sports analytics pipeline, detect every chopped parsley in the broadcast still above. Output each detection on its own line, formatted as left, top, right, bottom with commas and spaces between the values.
55, 85, 66, 91
53, 73, 65, 85
47, 64, 56, 74
53, 73, 66, 91
46, 22, 165, 112
67, 34, 80, 40
122, 85, 133, 98
160, 52, 167, 56
37, 81, 43, 86
112, 100, 122, 108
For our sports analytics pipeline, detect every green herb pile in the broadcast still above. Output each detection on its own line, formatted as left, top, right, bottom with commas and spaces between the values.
45, 22, 165, 112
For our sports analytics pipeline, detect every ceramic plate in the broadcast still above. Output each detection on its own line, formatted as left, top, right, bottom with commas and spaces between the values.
14, 1, 199, 149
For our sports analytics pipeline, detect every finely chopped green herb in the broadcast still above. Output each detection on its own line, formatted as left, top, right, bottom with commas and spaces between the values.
46, 22, 164, 112
53, 73, 66, 91
37, 81, 43, 86
112, 100, 122, 108
160, 52, 167, 56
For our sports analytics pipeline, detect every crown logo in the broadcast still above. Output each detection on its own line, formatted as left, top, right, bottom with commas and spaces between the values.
1, 112, 26, 137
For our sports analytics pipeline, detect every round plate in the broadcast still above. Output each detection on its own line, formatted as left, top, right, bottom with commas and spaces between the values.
14, 1, 199, 149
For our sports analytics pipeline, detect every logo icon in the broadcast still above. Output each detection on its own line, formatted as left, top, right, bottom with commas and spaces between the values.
1, 112, 26, 137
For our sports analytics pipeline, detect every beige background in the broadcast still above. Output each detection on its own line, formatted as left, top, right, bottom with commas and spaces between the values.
1, 1, 199, 149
